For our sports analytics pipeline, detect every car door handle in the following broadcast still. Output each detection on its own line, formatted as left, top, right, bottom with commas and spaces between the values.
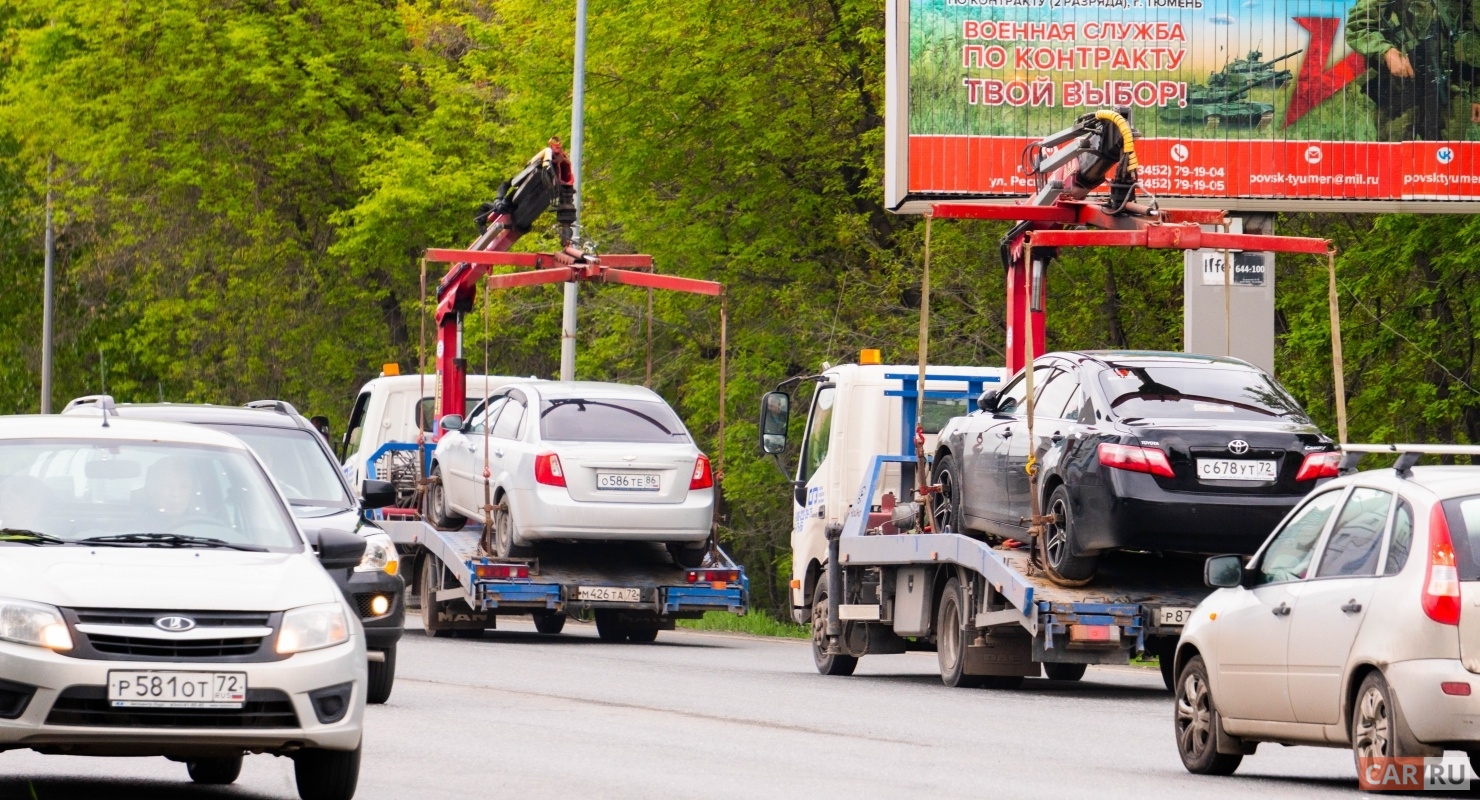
493, 449, 504, 458
998, 429, 1013, 439
1341, 600, 1363, 614
1272, 602, 1291, 617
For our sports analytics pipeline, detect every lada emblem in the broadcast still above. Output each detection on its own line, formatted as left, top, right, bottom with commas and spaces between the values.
154, 616, 196, 632
1227, 440, 1250, 455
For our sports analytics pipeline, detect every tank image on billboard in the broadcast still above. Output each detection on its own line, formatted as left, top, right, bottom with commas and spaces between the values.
884, 0, 1480, 210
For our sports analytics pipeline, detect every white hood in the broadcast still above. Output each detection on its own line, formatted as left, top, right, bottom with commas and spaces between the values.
0, 547, 340, 612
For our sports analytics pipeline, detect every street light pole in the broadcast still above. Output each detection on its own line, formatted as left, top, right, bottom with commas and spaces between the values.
41, 155, 55, 414
560, 0, 588, 383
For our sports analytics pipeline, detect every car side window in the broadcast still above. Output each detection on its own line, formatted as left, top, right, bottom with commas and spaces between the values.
491, 399, 525, 440
996, 367, 1050, 415
468, 397, 506, 435
1254, 490, 1344, 585
1384, 499, 1414, 575
1034, 369, 1079, 420
1314, 488, 1392, 578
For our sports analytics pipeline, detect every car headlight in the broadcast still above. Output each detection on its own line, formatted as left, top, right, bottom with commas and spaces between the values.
0, 597, 73, 651
276, 603, 350, 655
355, 532, 399, 575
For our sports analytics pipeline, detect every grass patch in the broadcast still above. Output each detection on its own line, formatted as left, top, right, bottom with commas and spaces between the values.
677, 611, 810, 639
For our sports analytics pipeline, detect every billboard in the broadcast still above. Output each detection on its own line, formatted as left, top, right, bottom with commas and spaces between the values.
884, 0, 1480, 211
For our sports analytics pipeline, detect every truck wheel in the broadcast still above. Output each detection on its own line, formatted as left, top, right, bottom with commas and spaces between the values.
533, 612, 566, 634
930, 454, 963, 534
1044, 662, 1087, 682
427, 465, 466, 531
1040, 485, 1098, 587
937, 577, 984, 688
492, 502, 533, 559
366, 645, 396, 704
420, 556, 455, 639
186, 754, 242, 784
626, 622, 660, 643
1174, 656, 1241, 775
811, 573, 857, 676
594, 610, 627, 642
293, 743, 361, 800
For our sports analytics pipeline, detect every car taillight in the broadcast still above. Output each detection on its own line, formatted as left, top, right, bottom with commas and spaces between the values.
534, 452, 566, 487
686, 569, 739, 584
1097, 443, 1174, 478
1423, 501, 1461, 626
689, 454, 713, 490
1295, 451, 1342, 481
476, 564, 530, 580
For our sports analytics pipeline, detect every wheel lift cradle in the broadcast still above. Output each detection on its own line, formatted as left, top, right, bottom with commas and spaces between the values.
818, 454, 1212, 680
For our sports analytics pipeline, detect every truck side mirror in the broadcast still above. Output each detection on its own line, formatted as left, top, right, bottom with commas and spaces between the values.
361, 479, 396, 510
976, 389, 1000, 413
1204, 554, 1245, 588
439, 414, 464, 433
759, 392, 790, 455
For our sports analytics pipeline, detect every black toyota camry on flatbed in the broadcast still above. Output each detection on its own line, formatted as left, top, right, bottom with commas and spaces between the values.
932, 351, 1339, 585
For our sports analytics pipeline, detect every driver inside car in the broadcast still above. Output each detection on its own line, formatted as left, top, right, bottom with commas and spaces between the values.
137, 456, 217, 533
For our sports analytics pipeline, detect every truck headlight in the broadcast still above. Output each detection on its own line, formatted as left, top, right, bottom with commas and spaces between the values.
0, 597, 72, 651
276, 603, 349, 654
354, 532, 399, 575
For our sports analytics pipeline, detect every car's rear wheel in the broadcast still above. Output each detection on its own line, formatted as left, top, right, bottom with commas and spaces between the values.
937, 577, 984, 688
1044, 662, 1087, 682
293, 744, 360, 800
366, 645, 396, 704
1351, 670, 1429, 766
669, 539, 709, 568
1174, 655, 1241, 775
492, 501, 533, 560
811, 573, 857, 676
186, 754, 242, 784
533, 612, 566, 635
931, 454, 963, 534
1040, 485, 1098, 587
426, 465, 465, 531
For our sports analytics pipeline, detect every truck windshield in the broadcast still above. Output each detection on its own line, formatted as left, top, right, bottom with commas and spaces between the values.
540, 399, 692, 443
1098, 363, 1310, 423
0, 440, 302, 551
207, 425, 352, 509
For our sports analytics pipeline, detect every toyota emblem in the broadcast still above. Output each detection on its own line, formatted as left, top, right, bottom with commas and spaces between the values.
154, 616, 196, 632
1227, 440, 1250, 455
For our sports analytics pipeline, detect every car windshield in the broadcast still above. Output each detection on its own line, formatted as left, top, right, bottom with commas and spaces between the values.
540, 398, 692, 443
0, 440, 302, 551
1442, 495, 1480, 581
206, 425, 352, 508
1097, 363, 1310, 423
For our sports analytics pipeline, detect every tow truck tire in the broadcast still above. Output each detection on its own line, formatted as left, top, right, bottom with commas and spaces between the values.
1040, 485, 1098, 587
626, 623, 660, 643
366, 645, 396, 704
937, 577, 984, 688
811, 573, 857, 677
1043, 662, 1087, 682
186, 754, 242, 784
1174, 656, 1241, 776
420, 556, 455, 639
533, 612, 566, 635
426, 465, 466, 531
595, 610, 627, 642
293, 743, 361, 800
930, 454, 963, 534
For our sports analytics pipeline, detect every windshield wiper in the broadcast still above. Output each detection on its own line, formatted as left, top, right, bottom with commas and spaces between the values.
80, 533, 268, 552
0, 528, 72, 546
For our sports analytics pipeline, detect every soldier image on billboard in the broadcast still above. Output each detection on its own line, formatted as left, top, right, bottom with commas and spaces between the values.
1347, 0, 1480, 140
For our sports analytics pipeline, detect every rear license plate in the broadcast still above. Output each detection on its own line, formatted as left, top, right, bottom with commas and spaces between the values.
107, 671, 246, 709
576, 586, 642, 603
1158, 606, 1195, 626
1196, 459, 1277, 481
596, 472, 661, 491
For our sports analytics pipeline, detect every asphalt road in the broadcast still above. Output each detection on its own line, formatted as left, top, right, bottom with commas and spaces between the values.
2, 618, 1372, 799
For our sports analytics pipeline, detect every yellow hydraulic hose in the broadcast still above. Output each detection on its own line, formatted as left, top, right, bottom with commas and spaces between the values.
1094, 110, 1139, 174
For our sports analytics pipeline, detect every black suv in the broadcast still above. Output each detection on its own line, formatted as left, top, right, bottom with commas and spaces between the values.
62, 396, 406, 703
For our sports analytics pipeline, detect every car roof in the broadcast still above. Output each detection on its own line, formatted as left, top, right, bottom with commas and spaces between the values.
510, 381, 667, 403
0, 415, 251, 449
67, 403, 311, 431
1314, 464, 1480, 500
1052, 350, 1257, 369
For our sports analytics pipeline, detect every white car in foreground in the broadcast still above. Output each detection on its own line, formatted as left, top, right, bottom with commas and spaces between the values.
428, 382, 714, 564
1173, 448, 1480, 784
0, 416, 367, 800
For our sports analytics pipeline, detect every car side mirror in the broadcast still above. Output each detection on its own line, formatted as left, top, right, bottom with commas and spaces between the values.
361, 479, 396, 510
439, 414, 464, 433
976, 389, 1000, 414
316, 528, 368, 570
759, 392, 790, 455
1204, 554, 1245, 589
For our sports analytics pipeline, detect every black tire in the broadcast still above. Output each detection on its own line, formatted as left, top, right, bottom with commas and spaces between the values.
1040, 485, 1099, 587
594, 610, 627, 642
420, 555, 455, 639
1160, 655, 1176, 692
626, 623, 660, 643
492, 500, 533, 559
931, 454, 964, 534
669, 540, 709, 569
186, 755, 242, 785
811, 573, 858, 676
1351, 670, 1429, 767
937, 577, 983, 688
293, 744, 361, 800
366, 646, 396, 704
533, 612, 566, 635
1044, 662, 1087, 682
426, 465, 466, 531
1175, 656, 1242, 776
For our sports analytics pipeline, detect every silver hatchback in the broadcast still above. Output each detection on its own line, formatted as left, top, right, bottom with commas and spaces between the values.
428, 382, 714, 564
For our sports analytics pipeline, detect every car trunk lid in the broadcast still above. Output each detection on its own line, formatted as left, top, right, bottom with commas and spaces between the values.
1122, 419, 1332, 496
556, 442, 698, 504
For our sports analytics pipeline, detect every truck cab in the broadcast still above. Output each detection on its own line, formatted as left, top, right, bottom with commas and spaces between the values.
778, 357, 1004, 623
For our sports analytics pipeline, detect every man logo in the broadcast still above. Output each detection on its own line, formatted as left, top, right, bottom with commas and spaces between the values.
154, 616, 196, 632
1228, 440, 1250, 455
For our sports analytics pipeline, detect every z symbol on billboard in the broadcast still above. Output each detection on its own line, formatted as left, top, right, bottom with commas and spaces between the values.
1437, 147, 1455, 165
1304, 146, 1323, 165
1170, 144, 1189, 163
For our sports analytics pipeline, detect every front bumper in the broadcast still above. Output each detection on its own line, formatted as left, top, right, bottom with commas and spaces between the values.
343, 568, 405, 652
512, 485, 712, 543
1070, 472, 1301, 555
0, 637, 365, 755
1386, 659, 1480, 746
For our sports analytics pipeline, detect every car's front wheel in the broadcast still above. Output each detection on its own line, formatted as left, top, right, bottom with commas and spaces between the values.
186, 754, 242, 784
426, 465, 465, 531
293, 744, 361, 800
367, 645, 396, 704
1040, 485, 1099, 587
1174, 655, 1241, 775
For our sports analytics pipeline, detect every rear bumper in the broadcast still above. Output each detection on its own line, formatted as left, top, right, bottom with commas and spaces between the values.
1070, 471, 1301, 555
1386, 659, 1480, 746
511, 486, 713, 543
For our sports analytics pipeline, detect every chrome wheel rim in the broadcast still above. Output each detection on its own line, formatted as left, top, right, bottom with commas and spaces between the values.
939, 594, 960, 675
1045, 495, 1070, 569
1175, 670, 1214, 761
1353, 684, 1392, 759
933, 468, 956, 533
